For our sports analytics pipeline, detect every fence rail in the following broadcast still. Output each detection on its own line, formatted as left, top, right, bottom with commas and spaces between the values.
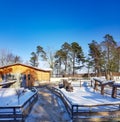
0, 88, 38, 121
47, 85, 120, 119
91, 78, 120, 98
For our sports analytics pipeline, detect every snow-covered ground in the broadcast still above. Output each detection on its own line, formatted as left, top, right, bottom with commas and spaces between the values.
61, 85, 120, 105
57, 81, 120, 112
0, 88, 36, 107
0, 87, 37, 121
1, 80, 120, 121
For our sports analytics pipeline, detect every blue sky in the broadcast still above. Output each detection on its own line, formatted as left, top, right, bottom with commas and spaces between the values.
0, 0, 120, 62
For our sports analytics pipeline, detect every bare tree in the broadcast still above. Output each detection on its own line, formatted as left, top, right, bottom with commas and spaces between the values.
0, 49, 22, 66
45, 47, 55, 69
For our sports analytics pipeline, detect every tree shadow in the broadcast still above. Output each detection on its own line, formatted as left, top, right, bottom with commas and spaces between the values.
26, 87, 71, 122
82, 81, 120, 104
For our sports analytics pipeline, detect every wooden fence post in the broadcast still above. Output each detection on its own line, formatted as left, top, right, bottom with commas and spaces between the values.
13, 107, 16, 120
101, 85, 104, 95
112, 86, 117, 98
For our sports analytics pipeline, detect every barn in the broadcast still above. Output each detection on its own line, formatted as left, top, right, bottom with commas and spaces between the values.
0, 63, 51, 87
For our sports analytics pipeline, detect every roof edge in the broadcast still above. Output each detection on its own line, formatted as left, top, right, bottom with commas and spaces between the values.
0, 63, 51, 72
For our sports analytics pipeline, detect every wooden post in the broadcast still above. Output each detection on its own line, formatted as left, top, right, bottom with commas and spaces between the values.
101, 85, 104, 95
91, 80, 93, 87
112, 86, 117, 98
13, 107, 16, 120
71, 105, 74, 119
94, 81, 98, 91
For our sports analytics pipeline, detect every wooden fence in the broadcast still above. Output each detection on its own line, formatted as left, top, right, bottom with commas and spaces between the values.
47, 86, 120, 119
92, 78, 120, 98
0, 88, 38, 122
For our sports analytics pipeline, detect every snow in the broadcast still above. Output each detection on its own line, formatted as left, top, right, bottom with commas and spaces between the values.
26, 88, 72, 122
57, 81, 120, 112
60, 86, 120, 105
0, 88, 35, 107
114, 82, 120, 87
1, 80, 120, 120
0, 80, 16, 86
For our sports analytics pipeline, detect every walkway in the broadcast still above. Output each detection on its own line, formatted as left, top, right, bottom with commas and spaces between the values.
26, 87, 71, 122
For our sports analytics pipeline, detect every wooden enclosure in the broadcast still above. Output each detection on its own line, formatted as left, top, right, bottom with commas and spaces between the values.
0, 63, 51, 87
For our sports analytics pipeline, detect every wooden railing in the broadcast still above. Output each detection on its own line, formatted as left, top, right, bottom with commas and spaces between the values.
47, 86, 120, 119
0, 80, 16, 88
0, 88, 38, 121
47, 86, 72, 117
92, 78, 120, 98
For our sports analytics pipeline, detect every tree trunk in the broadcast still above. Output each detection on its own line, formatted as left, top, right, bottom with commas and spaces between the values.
72, 53, 75, 76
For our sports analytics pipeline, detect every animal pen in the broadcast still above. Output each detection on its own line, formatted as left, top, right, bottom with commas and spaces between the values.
48, 78, 120, 119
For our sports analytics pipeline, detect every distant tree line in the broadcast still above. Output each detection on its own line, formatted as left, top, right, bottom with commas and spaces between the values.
30, 34, 120, 79
1, 34, 118, 79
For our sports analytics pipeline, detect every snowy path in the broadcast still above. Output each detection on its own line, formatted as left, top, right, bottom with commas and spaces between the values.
25, 85, 120, 122
26, 87, 71, 122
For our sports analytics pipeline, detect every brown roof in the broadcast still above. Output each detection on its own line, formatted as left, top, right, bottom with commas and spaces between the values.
0, 63, 51, 72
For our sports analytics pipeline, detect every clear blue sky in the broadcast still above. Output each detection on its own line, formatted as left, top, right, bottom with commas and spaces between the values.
0, 0, 120, 62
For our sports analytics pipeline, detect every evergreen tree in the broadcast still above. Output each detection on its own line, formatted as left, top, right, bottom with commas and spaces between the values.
88, 40, 103, 76
70, 42, 85, 75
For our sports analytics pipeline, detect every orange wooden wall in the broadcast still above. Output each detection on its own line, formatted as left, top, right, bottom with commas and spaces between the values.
0, 64, 51, 86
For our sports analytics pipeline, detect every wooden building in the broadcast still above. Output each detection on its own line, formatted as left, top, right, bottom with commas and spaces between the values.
0, 63, 51, 87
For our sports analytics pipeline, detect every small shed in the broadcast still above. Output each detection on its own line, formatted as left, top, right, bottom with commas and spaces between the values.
0, 63, 51, 87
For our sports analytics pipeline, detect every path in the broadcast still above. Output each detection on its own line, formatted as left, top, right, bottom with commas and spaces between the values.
26, 87, 72, 122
